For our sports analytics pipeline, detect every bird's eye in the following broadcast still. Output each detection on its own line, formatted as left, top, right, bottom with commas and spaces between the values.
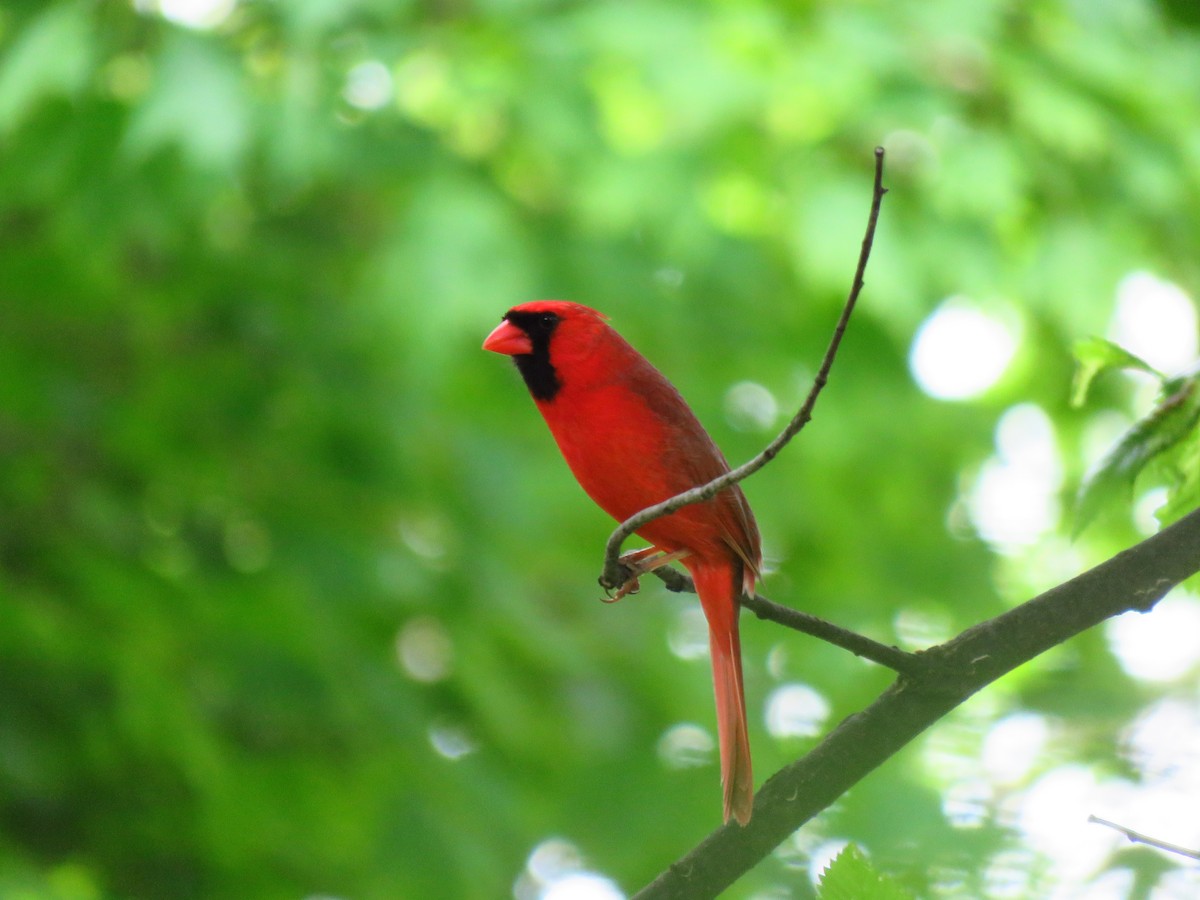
540, 313, 558, 328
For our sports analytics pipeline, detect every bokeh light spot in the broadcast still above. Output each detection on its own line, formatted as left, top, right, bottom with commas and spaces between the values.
1132, 487, 1168, 536
657, 723, 714, 769
967, 404, 1062, 550
1107, 590, 1200, 683
893, 606, 954, 650
427, 720, 476, 760
397, 615, 454, 682
667, 606, 709, 661
398, 512, 453, 567
910, 298, 1018, 400
141, 0, 237, 29
344, 60, 394, 111
724, 380, 779, 431
982, 712, 1048, 785
528, 839, 584, 884
516, 839, 626, 900
1110, 271, 1198, 374
764, 683, 829, 739
542, 873, 624, 900
1016, 766, 1127, 882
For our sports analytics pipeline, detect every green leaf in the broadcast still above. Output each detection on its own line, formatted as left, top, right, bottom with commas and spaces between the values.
1070, 336, 1162, 408
817, 844, 915, 900
1152, 417, 1200, 527
1074, 375, 1200, 535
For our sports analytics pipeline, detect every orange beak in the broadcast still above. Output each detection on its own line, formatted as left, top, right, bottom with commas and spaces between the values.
482, 319, 533, 356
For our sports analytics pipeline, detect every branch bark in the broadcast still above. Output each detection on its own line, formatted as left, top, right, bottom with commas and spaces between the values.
633, 505, 1200, 899
599, 147, 888, 591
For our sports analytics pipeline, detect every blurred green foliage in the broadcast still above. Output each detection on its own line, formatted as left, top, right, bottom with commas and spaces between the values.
1072, 338, 1200, 534
1, 1, 1198, 898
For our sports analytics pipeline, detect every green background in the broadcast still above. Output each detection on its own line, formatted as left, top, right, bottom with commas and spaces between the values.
2, 1, 1198, 897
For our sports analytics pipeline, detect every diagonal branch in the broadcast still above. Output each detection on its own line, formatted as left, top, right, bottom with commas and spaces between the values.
598, 148, 888, 592
1088, 815, 1200, 861
650, 566, 925, 676
740, 592, 924, 676
632, 505, 1200, 899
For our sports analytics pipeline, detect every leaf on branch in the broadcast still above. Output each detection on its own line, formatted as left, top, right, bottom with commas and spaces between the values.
816, 844, 914, 900
1070, 336, 1162, 408
1151, 417, 1200, 528
1074, 373, 1200, 536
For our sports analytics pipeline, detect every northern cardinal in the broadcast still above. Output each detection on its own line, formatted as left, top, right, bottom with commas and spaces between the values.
483, 300, 761, 825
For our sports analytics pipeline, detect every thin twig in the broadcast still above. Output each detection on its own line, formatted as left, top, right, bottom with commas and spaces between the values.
1088, 815, 1200, 861
741, 593, 924, 676
650, 567, 925, 676
600, 147, 888, 591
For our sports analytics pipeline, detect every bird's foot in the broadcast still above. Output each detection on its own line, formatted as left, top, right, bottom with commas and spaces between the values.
601, 547, 690, 603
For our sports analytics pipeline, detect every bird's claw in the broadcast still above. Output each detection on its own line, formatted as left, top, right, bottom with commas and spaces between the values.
601, 575, 642, 603
598, 547, 689, 604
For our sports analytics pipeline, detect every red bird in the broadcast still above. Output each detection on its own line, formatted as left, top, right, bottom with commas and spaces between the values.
483, 300, 761, 825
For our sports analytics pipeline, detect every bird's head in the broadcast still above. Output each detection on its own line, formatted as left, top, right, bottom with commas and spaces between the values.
483, 300, 609, 401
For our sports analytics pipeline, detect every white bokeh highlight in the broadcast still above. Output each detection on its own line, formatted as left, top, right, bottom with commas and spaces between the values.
515, 839, 626, 900
657, 723, 715, 769
724, 380, 779, 431
968, 404, 1063, 550
764, 683, 830, 739
344, 60, 394, 111
667, 606, 710, 661
141, 0, 237, 29
910, 298, 1019, 400
1110, 271, 1198, 375
982, 712, 1050, 786
1106, 590, 1200, 683
396, 615, 453, 682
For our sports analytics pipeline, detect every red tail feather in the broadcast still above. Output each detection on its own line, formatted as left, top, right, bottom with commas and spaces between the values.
691, 562, 753, 825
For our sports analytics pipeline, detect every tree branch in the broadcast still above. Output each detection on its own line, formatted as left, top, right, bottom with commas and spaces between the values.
650, 566, 926, 676
1088, 815, 1200, 861
740, 592, 925, 676
632, 504, 1200, 899
598, 148, 888, 591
